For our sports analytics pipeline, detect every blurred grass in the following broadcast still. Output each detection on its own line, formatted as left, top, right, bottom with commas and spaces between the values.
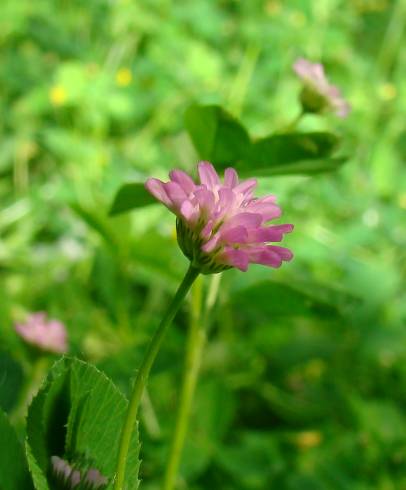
0, 0, 406, 489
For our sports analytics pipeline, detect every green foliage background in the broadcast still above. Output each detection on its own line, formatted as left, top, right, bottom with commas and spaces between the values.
1, 0, 406, 489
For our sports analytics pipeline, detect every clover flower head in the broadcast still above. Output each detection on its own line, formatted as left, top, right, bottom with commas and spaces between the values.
293, 57, 350, 118
145, 162, 294, 274
15, 312, 67, 354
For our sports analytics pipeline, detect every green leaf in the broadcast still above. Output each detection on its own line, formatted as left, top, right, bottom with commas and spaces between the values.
0, 408, 34, 490
0, 350, 24, 412
244, 157, 347, 176
230, 280, 338, 319
184, 104, 250, 165
109, 182, 157, 215
185, 103, 345, 177
26, 357, 140, 490
238, 132, 343, 176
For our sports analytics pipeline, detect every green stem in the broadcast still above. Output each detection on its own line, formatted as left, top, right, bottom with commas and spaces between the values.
114, 264, 200, 490
163, 274, 221, 490
163, 277, 204, 490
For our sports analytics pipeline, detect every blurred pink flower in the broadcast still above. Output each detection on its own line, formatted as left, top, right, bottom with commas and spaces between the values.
15, 312, 67, 354
293, 57, 350, 117
145, 162, 293, 273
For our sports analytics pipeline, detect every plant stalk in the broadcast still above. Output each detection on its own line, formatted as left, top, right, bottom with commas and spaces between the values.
114, 264, 200, 490
163, 273, 221, 490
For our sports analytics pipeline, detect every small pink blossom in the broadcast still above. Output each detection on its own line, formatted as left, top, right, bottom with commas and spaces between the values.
15, 312, 67, 354
145, 162, 293, 273
293, 58, 350, 118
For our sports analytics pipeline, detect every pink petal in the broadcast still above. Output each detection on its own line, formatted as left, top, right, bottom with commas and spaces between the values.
332, 97, 351, 118
248, 224, 294, 242
312, 63, 328, 85
15, 313, 68, 354
30, 312, 47, 324
293, 58, 312, 78
145, 179, 172, 207
198, 161, 220, 189
216, 188, 236, 217
246, 201, 281, 221
220, 226, 248, 244
221, 212, 262, 232
224, 167, 238, 188
327, 85, 341, 97
247, 246, 283, 268
163, 181, 188, 207
234, 178, 257, 198
194, 188, 215, 213
218, 188, 235, 204
201, 220, 214, 239
169, 170, 196, 194
268, 245, 294, 261
293, 58, 327, 87
180, 200, 198, 222
257, 250, 283, 268
252, 195, 277, 204
222, 247, 249, 271
201, 234, 220, 253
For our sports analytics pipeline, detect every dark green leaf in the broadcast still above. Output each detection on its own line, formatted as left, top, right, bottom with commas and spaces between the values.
230, 281, 338, 319
0, 408, 34, 490
240, 157, 347, 176
26, 357, 140, 490
184, 104, 250, 166
185, 104, 345, 177
238, 132, 343, 176
0, 350, 24, 412
109, 182, 156, 216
